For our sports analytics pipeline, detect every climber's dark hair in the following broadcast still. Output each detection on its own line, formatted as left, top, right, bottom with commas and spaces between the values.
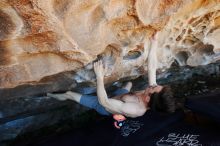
148, 85, 177, 113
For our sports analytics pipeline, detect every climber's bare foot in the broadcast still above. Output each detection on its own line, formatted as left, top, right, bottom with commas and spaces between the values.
122, 82, 132, 91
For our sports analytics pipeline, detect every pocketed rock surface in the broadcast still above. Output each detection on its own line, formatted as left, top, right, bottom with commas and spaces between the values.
0, 0, 219, 93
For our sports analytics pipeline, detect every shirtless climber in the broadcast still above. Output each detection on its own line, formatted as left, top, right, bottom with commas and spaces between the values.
47, 35, 176, 118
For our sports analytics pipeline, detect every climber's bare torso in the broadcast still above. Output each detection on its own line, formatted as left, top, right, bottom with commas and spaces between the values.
106, 93, 147, 117
113, 91, 145, 103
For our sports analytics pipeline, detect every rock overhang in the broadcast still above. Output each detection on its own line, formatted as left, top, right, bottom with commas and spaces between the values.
0, 0, 219, 95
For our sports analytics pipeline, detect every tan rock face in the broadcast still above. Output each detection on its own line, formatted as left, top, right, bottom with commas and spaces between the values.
0, 0, 220, 89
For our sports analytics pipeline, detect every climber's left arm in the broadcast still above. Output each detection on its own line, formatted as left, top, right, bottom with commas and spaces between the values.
93, 60, 144, 117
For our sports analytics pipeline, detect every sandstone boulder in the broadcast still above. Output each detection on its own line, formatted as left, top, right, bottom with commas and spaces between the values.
0, 0, 219, 96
